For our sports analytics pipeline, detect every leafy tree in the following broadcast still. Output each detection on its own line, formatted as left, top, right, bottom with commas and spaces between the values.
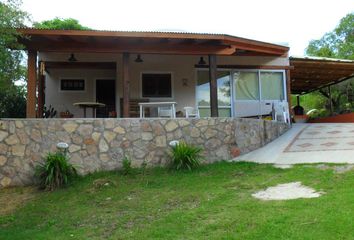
306, 13, 354, 60
304, 13, 354, 115
0, 0, 28, 117
33, 17, 91, 30
0, 0, 28, 89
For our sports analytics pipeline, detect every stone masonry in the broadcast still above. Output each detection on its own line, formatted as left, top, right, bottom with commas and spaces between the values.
0, 118, 289, 187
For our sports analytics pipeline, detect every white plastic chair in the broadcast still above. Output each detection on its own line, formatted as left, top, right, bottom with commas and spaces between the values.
158, 106, 173, 118
184, 106, 200, 118
273, 101, 290, 124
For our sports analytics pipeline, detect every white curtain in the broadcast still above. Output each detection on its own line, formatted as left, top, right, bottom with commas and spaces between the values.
261, 72, 284, 100
234, 72, 259, 100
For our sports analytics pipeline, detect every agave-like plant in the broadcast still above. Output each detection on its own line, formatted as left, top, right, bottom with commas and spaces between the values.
35, 152, 77, 191
169, 141, 203, 171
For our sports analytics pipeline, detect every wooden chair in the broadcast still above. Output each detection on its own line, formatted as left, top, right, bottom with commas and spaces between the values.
120, 98, 149, 117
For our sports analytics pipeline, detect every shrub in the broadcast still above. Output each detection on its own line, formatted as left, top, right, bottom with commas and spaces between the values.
35, 152, 77, 191
122, 155, 133, 175
169, 142, 203, 171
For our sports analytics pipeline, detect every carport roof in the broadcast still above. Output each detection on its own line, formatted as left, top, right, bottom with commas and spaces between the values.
290, 56, 354, 95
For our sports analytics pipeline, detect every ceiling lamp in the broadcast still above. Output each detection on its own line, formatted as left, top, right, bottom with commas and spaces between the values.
198, 57, 206, 65
135, 54, 143, 63
68, 53, 77, 62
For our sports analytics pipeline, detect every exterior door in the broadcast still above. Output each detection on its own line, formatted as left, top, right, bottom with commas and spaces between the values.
96, 79, 116, 118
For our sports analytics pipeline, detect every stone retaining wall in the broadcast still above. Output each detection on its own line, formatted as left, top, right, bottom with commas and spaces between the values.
0, 118, 290, 187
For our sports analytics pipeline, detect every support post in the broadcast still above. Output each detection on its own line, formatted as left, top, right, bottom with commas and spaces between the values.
37, 62, 45, 118
328, 86, 333, 115
286, 69, 292, 111
26, 50, 37, 118
209, 54, 218, 117
122, 53, 130, 118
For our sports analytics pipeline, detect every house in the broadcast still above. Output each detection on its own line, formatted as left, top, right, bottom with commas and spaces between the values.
18, 28, 291, 118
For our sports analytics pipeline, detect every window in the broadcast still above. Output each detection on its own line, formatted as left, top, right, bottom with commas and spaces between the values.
196, 70, 231, 117
234, 71, 259, 100
60, 79, 85, 91
260, 71, 284, 100
141, 73, 172, 98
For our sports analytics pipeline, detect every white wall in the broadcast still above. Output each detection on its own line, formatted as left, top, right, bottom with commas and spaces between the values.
39, 52, 288, 117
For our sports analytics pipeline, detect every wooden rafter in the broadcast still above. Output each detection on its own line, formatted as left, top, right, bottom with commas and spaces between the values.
290, 57, 354, 94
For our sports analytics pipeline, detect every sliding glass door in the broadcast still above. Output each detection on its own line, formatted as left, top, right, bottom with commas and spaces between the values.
196, 69, 286, 118
196, 70, 231, 117
233, 70, 286, 117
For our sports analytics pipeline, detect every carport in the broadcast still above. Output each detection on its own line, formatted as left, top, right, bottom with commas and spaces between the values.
290, 56, 354, 114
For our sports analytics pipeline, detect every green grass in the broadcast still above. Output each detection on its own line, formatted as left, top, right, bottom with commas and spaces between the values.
0, 162, 353, 240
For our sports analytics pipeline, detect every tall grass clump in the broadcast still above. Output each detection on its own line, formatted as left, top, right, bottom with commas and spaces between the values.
169, 141, 203, 171
35, 152, 77, 191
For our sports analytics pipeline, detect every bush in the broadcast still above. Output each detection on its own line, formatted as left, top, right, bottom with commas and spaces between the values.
0, 86, 26, 118
35, 152, 77, 191
169, 142, 203, 171
122, 155, 133, 175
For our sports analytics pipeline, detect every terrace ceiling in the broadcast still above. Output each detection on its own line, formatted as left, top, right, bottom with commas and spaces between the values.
290, 57, 354, 95
17, 28, 289, 56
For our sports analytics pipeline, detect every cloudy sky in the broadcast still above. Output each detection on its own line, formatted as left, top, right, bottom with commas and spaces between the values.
21, 0, 353, 56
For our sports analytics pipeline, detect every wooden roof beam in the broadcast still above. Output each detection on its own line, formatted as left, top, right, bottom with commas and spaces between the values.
25, 42, 237, 55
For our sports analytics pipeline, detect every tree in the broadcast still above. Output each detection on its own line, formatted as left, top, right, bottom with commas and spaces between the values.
306, 13, 354, 60
0, 0, 28, 117
0, 0, 28, 89
304, 13, 354, 115
33, 17, 91, 30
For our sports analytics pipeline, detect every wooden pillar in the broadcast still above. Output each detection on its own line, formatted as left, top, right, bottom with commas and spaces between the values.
209, 54, 218, 117
122, 53, 130, 118
26, 50, 37, 118
328, 86, 333, 115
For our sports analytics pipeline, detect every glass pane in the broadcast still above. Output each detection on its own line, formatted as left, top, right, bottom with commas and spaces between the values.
217, 72, 231, 107
199, 108, 210, 117
197, 70, 231, 109
198, 107, 231, 117
196, 71, 210, 106
261, 72, 284, 100
234, 72, 259, 100
142, 73, 172, 98
218, 108, 231, 117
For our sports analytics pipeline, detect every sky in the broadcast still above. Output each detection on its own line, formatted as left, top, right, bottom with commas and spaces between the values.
21, 0, 353, 56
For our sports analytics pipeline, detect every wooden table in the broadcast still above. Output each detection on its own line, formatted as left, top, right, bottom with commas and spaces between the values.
73, 102, 105, 118
138, 102, 177, 118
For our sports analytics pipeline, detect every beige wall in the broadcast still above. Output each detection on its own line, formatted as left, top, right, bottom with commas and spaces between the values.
40, 52, 289, 117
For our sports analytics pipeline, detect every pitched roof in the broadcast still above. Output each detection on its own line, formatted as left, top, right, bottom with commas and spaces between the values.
17, 28, 289, 56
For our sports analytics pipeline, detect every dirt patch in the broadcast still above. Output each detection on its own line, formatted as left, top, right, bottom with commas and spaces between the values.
0, 187, 37, 215
316, 164, 354, 173
252, 182, 324, 200
273, 164, 293, 169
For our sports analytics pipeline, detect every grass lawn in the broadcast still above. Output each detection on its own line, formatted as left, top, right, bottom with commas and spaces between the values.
0, 162, 353, 240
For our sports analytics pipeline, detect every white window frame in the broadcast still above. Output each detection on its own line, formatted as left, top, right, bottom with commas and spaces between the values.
140, 71, 174, 100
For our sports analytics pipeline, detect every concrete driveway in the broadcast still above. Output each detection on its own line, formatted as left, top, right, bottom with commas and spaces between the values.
234, 123, 354, 165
